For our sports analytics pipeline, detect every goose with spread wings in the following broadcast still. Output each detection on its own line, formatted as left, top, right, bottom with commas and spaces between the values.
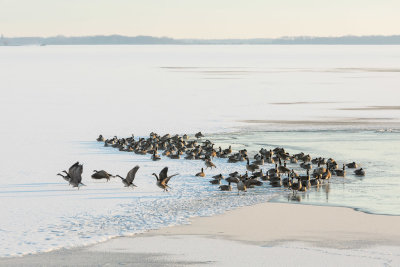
152, 167, 178, 191
58, 161, 85, 189
116, 166, 140, 187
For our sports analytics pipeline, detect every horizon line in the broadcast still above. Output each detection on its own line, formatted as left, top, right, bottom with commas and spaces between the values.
3, 34, 400, 39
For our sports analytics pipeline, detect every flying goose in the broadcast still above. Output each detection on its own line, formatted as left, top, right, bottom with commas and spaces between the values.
116, 165, 140, 187
152, 167, 178, 191
64, 161, 85, 189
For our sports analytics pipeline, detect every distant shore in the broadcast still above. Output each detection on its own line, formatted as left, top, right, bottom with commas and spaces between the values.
2, 202, 399, 266
2, 34, 400, 46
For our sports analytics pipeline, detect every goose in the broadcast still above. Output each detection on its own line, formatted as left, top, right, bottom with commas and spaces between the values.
354, 168, 365, 176
253, 155, 264, 166
195, 168, 205, 177
278, 159, 290, 174
210, 149, 217, 159
290, 156, 298, 164
327, 158, 338, 170
152, 167, 178, 191
209, 179, 221, 185
294, 152, 305, 159
290, 169, 299, 179
185, 152, 195, 160
151, 151, 161, 161
223, 145, 232, 154
300, 162, 312, 170
225, 176, 240, 184
244, 178, 263, 188
252, 169, 264, 178
267, 164, 279, 176
169, 152, 180, 159
195, 132, 204, 139
311, 157, 320, 164
205, 159, 216, 169
266, 157, 275, 164
254, 154, 262, 160
237, 180, 247, 193
282, 174, 292, 188
65, 161, 85, 188
212, 174, 224, 180
227, 156, 239, 163
92, 170, 114, 181
321, 168, 332, 182
346, 162, 358, 168
335, 164, 346, 177
219, 182, 232, 191
229, 171, 240, 178
269, 174, 282, 187
116, 165, 140, 187
290, 178, 302, 194
136, 149, 147, 155
313, 163, 327, 176
162, 150, 171, 156
299, 184, 307, 192
310, 177, 320, 186
260, 171, 269, 181
301, 154, 311, 163
246, 158, 260, 173
300, 170, 311, 189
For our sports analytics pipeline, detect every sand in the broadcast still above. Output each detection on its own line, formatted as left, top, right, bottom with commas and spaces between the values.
147, 202, 400, 248
1, 202, 400, 266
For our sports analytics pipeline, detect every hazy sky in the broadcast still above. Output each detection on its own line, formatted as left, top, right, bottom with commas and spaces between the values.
1, 0, 399, 38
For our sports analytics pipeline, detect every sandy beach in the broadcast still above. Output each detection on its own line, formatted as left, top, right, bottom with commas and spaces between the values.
2, 202, 399, 266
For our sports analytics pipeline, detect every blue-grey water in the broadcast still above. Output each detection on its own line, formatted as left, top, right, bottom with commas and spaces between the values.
209, 129, 400, 216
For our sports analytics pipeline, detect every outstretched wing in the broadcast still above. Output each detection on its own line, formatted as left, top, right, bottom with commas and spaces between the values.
164, 173, 178, 185
126, 165, 140, 184
70, 163, 83, 184
68, 162, 79, 175
159, 167, 168, 181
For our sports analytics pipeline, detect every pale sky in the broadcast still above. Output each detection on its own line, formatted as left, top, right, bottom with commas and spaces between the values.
1, 0, 399, 38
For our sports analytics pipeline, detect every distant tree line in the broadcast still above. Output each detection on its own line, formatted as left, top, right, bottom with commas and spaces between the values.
1, 34, 400, 45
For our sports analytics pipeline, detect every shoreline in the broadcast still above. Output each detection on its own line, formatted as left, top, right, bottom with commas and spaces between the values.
143, 201, 400, 249
2, 201, 399, 266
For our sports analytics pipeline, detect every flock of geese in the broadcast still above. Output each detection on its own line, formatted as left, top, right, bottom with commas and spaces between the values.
58, 132, 366, 194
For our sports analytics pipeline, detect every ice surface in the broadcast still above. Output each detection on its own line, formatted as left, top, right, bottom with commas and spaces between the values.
0, 45, 399, 257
